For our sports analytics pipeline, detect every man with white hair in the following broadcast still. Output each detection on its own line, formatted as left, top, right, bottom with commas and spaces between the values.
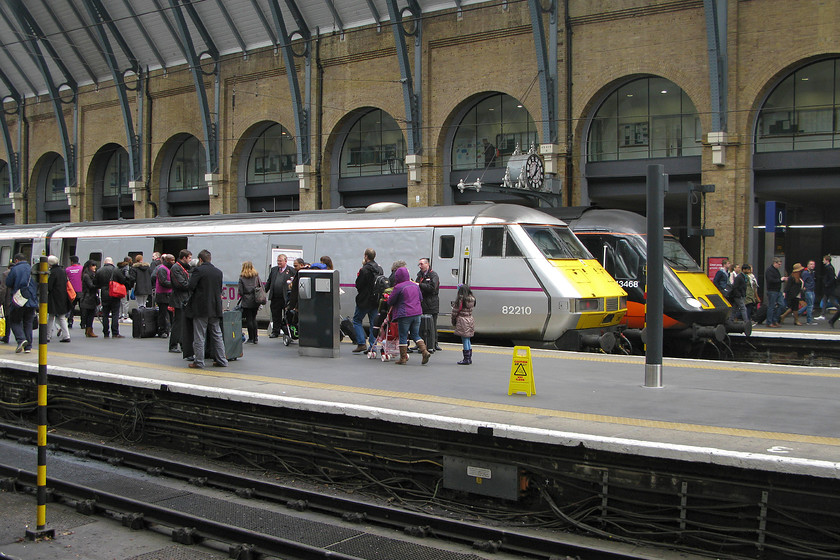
94, 256, 128, 338
46, 255, 71, 342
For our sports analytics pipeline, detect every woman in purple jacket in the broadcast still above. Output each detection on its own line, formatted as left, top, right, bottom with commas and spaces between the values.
387, 266, 431, 365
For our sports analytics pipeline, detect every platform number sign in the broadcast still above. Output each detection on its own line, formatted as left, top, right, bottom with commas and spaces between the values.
765, 201, 786, 233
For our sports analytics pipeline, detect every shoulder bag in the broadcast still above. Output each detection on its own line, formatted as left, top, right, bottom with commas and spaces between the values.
66, 279, 77, 301
109, 269, 127, 299
254, 276, 267, 306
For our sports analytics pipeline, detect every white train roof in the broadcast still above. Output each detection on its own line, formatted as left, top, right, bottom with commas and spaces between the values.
49, 204, 566, 239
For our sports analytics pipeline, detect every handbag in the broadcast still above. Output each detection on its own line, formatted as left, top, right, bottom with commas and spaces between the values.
12, 289, 27, 307
254, 278, 267, 306
66, 279, 77, 301
109, 269, 127, 299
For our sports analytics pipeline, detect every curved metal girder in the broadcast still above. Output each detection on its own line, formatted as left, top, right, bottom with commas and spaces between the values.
246, 0, 278, 47
39, 0, 98, 87
8, 0, 77, 91
81, 0, 141, 181
7, 0, 76, 187
119, 0, 166, 71
384, 0, 421, 155
364, 0, 381, 27
322, 0, 345, 33
267, 0, 310, 165
212, 0, 247, 56
180, 0, 220, 61
0, 68, 21, 194
151, 0, 188, 60
76, 0, 140, 73
167, 0, 218, 174
528, 0, 558, 144
704, 0, 727, 131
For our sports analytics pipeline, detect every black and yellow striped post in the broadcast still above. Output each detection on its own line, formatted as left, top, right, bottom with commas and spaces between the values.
26, 256, 54, 540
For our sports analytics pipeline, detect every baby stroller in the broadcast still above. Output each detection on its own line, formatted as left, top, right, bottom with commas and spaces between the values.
369, 308, 399, 361
280, 308, 299, 346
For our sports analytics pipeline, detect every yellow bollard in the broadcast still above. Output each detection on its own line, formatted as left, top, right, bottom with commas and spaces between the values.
508, 346, 536, 396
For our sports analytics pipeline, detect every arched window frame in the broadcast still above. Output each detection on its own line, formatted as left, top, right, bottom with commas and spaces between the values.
339, 109, 406, 178
756, 58, 840, 153
168, 136, 206, 191
588, 77, 702, 162
247, 123, 297, 184
451, 93, 538, 172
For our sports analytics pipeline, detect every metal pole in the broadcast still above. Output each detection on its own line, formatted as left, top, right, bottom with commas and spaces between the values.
645, 165, 666, 388
26, 257, 54, 540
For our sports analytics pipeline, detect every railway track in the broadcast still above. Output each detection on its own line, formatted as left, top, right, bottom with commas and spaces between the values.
0, 423, 655, 560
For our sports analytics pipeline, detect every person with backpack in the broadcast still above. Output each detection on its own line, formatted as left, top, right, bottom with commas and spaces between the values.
352, 248, 384, 353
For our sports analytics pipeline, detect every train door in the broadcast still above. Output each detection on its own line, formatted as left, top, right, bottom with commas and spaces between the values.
60, 238, 77, 266
433, 228, 464, 323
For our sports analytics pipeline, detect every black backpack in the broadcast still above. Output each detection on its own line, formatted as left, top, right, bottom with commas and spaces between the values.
373, 274, 389, 299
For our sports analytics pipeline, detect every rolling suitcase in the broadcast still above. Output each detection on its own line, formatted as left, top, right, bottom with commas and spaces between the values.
220, 309, 243, 360
340, 316, 357, 344
419, 314, 437, 350
131, 307, 158, 338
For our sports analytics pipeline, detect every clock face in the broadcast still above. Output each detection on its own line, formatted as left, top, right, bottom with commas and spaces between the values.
526, 154, 544, 190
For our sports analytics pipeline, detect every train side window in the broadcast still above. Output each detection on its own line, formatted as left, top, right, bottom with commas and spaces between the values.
614, 239, 639, 280
0, 246, 10, 268
481, 227, 504, 257
127, 251, 142, 262
439, 235, 455, 259
89, 252, 102, 265
505, 231, 523, 257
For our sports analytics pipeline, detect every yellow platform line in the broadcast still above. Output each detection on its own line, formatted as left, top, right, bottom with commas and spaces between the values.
7, 347, 833, 449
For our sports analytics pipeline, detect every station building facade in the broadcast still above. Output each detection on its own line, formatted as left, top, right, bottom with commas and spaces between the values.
0, 0, 838, 275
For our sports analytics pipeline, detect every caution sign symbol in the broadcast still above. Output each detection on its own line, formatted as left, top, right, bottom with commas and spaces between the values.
508, 346, 536, 396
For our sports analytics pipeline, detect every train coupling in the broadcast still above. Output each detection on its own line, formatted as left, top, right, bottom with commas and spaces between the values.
555, 329, 618, 353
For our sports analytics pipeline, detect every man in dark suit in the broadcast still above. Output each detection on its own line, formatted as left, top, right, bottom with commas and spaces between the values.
186, 249, 228, 369
266, 253, 294, 338
94, 256, 128, 338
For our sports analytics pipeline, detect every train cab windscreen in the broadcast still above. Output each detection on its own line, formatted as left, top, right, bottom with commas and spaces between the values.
524, 226, 591, 259
663, 237, 701, 271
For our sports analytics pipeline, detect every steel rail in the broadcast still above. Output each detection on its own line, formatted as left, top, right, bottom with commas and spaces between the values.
0, 423, 646, 560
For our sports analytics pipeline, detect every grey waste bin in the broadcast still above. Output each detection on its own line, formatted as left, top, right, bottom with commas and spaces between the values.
297, 269, 340, 357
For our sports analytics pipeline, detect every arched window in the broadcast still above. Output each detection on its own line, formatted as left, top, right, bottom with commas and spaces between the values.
340, 109, 406, 177
168, 136, 205, 191
452, 93, 538, 171
0, 160, 9, 202
45, 157, 67, 201
756, 58, 840, 152
588, 77, 702, 162
103, 147, 129, 197
247, 123, 297, 184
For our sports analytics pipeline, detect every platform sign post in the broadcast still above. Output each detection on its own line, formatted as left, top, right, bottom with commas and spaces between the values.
26, 257, 54, 540
645, 165, 666, 389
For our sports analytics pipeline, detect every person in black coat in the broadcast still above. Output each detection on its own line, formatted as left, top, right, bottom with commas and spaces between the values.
46, 255, 72, 342
266, 254, 294, 338
186, 249, 228, 369
415, 257, 441, 351
94, 257, 128, 338
80, 260, 99, 337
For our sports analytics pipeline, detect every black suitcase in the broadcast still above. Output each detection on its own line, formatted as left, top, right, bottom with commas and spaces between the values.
220, 309, 244, 360
752, 304, 767, 325
419, 314, 437, 349
340, 316, 357, 344
131, 307, 158, 338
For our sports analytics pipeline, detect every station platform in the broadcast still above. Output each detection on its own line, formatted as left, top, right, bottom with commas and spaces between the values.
1, 322, 838, 480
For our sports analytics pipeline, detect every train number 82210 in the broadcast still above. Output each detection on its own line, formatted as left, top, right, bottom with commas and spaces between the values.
501, 305, 533, 315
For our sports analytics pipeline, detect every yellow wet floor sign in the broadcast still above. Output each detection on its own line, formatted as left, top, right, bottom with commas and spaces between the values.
508, 346, 535, 396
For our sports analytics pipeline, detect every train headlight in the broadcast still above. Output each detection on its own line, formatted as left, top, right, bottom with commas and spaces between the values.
619, 296, 627, 309
575, 298, 603, 313
685, 297, 703, 309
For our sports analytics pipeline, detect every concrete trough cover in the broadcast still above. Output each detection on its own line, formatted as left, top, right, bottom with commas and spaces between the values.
125, 545, 226, 560
328, 532, 487, 560
157, 493, 363, 548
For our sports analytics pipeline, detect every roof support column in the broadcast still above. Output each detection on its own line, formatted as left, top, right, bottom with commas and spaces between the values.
704, 0, 728, 133
167, 0, 219, 175
7, 0, 77, 190
527, 0, 558, 145
81, 0, 142, 183
0, 72, 21, 198
266, 0, 311, 167
384, 0, 422, 156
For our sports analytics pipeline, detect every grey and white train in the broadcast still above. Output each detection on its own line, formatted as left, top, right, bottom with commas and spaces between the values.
0, 203, 627, 350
